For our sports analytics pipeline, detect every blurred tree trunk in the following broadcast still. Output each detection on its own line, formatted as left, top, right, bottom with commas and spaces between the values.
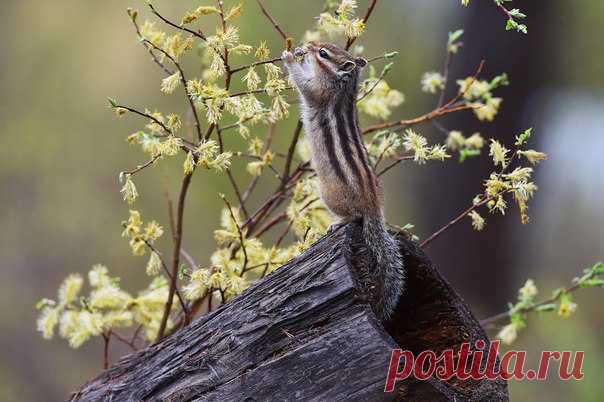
422, 0, 558, 311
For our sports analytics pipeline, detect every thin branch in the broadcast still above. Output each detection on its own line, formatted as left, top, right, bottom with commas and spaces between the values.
346, 0, 379, 49
230, 57, 283, 74
357, 70, 387, 102
363, 103, 480, 135
253, 211, 288, 238
275, 198, 318, 247
420, 194, 493, 249
180, 248, 198, 269
120, 155, 161, 177
244, 162, 309, 235
157, 172, 194, 341
441, 59, 485, 110
436, 51, 454, 108
242, 123, 277, 203
281, 120, 303, 186
373, 142, 397, 170
275, 220, 294, 248
129, 13, 174, 75
481, 281, 584, 328
102, 331, 111, 370
217, 116, 254, 133
141, 39, 204, 142
226, 87, 294, 99
215, 123, 249, 218
110, 331, 139, 351
115, 104, 172, 135
165, 191, 177, 240
148, 3, 207, 42
377, 155, 414, 176
130, 324, 144, 347
256, 0, 289, 42
144, 240, 189, 318
362, 60, 485, 135
222, 196, 249, 272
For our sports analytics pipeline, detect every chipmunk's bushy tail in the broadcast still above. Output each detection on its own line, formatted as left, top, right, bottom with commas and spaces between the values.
362, 214, 405, 320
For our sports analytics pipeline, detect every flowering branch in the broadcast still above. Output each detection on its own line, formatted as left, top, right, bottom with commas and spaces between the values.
345, 0, 378, 49
148, 3, 207, 42
140, 39, 204, 142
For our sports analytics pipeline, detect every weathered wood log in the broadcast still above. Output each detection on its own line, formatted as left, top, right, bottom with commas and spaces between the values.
70, 222, 508, 401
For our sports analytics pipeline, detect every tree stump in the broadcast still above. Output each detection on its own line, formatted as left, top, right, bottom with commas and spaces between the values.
70, 222, 508, 401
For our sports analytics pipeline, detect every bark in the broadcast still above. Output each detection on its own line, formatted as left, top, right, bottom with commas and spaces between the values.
70, 222, 508, 402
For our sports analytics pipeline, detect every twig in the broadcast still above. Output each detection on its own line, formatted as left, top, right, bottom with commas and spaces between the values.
226, 87, 294, 99
346, 0, 379, 49
110, 331, 139, 351
480, 281, 584, 328
222, 196, 249, 272
129, 13, 174, 76
180, 248, 198, 269
253, 211, 288, 238
377, 155, 414, 176
165, 191, 177, 240
256, 0, 289, 42
215, 123, 249, 218
281, 121, 303, 186
373, 142, 397, 170
130, 324, 144, 347
120, 155, 161, 177
362, 60, 485, 135
157, 172, 194, 341
363, 103, 479, 135
420, 194, 493, 249
276, 198, 318, 247
115, 104, 172, 135
436, 50, 454, 108
357, 69, 387, 102
441, 60, 485, 111
102, 331, 111, 370
143, 240, 189, 318
141, 39, 204, 142
242, 124, 277, 203
148, 3, 207, 42
217, 116, 254, 133
244, 162, 309, 235
230, 57, 283, 74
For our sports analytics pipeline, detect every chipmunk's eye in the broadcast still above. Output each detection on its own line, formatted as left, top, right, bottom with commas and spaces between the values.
318, 49, 330, 60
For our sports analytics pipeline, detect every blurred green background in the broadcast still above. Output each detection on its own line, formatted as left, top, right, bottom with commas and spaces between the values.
1, 1, 602, 401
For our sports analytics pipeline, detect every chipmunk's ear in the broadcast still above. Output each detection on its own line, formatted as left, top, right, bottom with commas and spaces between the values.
355, 57, 368, 68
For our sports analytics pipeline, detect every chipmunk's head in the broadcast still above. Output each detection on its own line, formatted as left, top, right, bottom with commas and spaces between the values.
284, 42, 367, 105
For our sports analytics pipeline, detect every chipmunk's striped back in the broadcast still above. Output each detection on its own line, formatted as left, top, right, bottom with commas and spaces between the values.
283, 42, 405, 320
301, 92, 381, 219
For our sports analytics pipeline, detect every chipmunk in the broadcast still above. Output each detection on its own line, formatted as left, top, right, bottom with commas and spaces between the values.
282, 42, 404, 321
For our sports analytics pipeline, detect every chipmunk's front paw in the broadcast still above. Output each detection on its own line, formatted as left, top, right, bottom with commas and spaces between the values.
281, 50, 294, 65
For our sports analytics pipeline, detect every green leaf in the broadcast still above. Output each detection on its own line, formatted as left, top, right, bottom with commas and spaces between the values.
535, 303, 557, 312
489, 73, 510, 90
448, 29, 464, 44
107, 97, 118, 108
508, 8, 526, 19
506, 19, 516, 31
382, 62, 394, 74
514, 128, 533, 146
459, 148, 481, 163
